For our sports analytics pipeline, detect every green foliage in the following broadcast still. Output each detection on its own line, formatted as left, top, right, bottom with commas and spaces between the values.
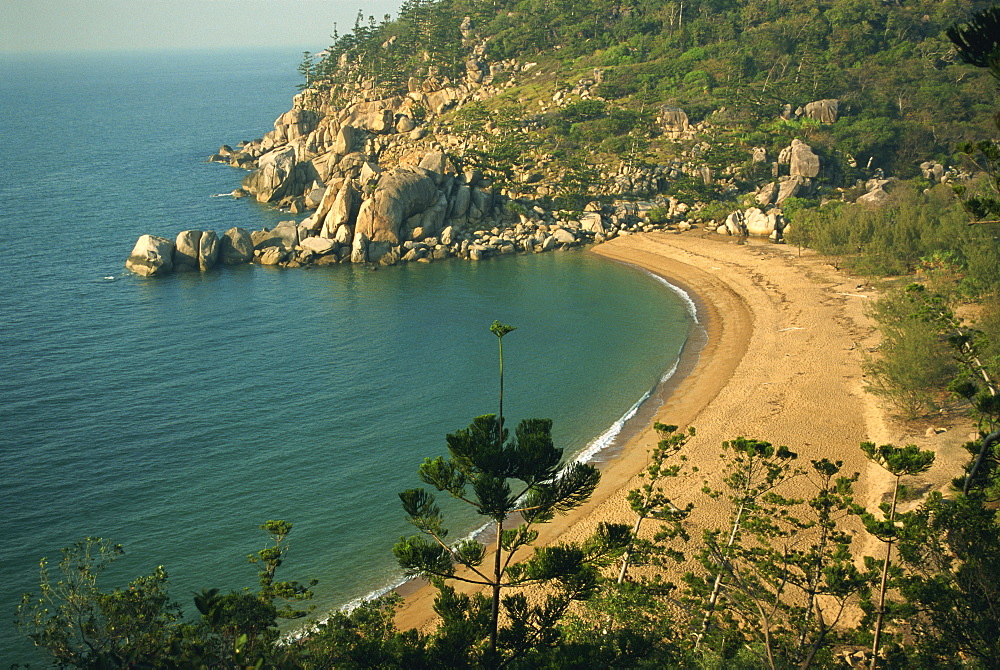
863, 281, 1000, 427
864, 284, 960, 418
893, 492, 1000, 666
947, 5, 1000, 76
792, 183, 1000, 289
685, 437, 801, 653
297, 0, 997, 200
954, 140, 1000, 223
448, 103, 531, 187
618, 423, 696, 582
298, 594, 429, 667
859, 442, 936, 666
250, 519, 317, 620
558, 580, 688, 667
16, 538, 179, 667
15, 521, 323, 668
393, 322, 629, 665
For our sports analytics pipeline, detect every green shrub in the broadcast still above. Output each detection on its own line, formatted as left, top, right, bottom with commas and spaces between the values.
864, 285, 959, 418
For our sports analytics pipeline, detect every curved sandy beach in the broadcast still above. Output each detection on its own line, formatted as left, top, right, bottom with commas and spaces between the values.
395, 230, 958, 631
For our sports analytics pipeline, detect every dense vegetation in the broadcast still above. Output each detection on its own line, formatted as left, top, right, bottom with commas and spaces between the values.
17, 429, 1000, 668
302, 0, 996, 182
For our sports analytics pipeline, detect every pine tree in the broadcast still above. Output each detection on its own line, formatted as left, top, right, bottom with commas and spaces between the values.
393, 322, 629, 666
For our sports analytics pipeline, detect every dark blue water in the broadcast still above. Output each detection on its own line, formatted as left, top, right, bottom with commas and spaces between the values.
0, 49, 691, 665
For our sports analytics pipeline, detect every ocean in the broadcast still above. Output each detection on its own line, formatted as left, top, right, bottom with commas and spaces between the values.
0, 48, 693, 664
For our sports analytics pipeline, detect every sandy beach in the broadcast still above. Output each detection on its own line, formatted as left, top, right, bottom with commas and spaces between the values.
395, 230, 966, 631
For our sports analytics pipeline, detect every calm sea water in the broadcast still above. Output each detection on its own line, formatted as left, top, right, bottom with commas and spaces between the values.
0, 49, 692, 664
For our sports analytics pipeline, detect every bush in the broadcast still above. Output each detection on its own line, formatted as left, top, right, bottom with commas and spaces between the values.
864, 285, 958, 418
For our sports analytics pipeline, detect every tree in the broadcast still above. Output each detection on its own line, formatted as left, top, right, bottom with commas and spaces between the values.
894, 491, 1000, 667
863, 284, 959, 419
859, 442, 935, 669
618, 422, 695, 583
16, 537, 179, 667
392, 322, 630, 666
684, 437, 799, 657
180, 520, 317, 664
786, 459, 865, 668
16, 520, 319, 667
948, 7, 1000, 225
298, 593, 429, 667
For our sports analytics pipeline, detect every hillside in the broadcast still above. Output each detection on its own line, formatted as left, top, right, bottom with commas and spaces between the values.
162, 0, 996, 275
307, 0, 995, 183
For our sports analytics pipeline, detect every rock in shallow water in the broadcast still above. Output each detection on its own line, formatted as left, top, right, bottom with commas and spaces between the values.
125, 235, 175, 276
220, 227, 253, 265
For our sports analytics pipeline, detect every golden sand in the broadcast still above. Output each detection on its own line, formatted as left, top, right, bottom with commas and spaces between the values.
394, 231, 969, 632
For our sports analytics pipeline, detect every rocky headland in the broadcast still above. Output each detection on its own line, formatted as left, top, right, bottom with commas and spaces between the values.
125, 19, 961, 277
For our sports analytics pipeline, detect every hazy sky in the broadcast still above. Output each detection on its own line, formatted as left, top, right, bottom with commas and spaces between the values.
1, 0, 404, 53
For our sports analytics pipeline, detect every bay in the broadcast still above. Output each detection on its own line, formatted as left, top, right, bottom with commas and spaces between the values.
0, 48, 691, 665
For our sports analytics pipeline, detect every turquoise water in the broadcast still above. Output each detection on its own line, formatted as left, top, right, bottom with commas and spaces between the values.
0, 50, 692, 664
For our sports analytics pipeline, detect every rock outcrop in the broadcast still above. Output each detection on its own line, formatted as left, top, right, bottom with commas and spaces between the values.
658, 106, 692, 140
779, 139, 821, 178
126, 235, 175, 276
803, 99, 839, 124
220, 227, 254, 265
144, 48, 953, 278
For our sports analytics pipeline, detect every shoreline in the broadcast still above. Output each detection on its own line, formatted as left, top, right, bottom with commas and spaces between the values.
391, 229, 957, 632
323, 256, 704, 619
394, 231, 795, 632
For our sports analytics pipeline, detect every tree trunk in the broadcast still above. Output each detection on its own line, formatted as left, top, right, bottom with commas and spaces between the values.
490, 519, 502, 664
870, 476, 900, 669
695, 499, 747, 649
617, 513, 645, 584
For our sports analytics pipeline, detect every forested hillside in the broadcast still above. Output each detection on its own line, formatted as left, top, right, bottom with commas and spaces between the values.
303, 0, 995, 180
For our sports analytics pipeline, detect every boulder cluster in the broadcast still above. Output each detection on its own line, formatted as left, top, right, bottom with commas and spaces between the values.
123, 13, 962, 278
125, 196, 695, 276
126, 49, 708, 276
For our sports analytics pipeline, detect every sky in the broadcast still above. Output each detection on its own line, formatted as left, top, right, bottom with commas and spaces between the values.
0, 0, 404, 53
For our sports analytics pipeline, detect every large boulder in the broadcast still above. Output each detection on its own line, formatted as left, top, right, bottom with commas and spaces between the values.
723, 210, 747, 236
787, 139, 820, 178
422, 86, 466, 115
756, 182, 778, 206
258, 246, 287, 265
270, 108, 320, 143
776, 176, 806, 204
242, 145, 297, 202
220, 227, 253, 264
466, 58, 486, 84
743, 207, 780, 236
920, 161, 946, 183
126, 235, 174, 276
334, 124, 358, 155
339, 99, 407, 132
552, 228, 577, 244
323, 182, 357, 239
803, 99, 839, 124
300, 236, 337, 255
198, 231, 219, 270
857, 186, 891, 206
256, 221, 300, 250
173, 230, 202, 271
418, 151, 449, 175
395, 115, 417, 133
450, 184, 471, 219
354, 167, 439, 255
580, 212, 605, 233
657, 106, 691, 139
